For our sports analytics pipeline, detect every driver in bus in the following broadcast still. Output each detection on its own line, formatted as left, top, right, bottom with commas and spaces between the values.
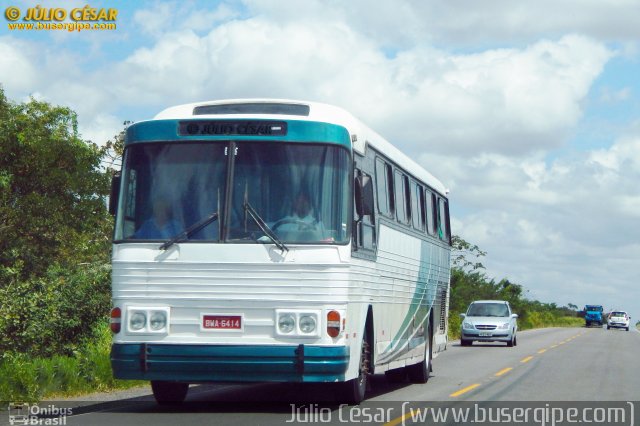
274, 191, 325, 235
134, 197, 181, 239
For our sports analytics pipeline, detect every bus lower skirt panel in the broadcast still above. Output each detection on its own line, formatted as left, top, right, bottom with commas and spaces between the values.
110, 343, 349, 383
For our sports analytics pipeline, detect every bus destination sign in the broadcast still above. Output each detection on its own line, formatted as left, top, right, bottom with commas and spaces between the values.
179, 120, 287, 136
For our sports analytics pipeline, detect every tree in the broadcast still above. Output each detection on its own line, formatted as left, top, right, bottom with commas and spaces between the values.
102, 120, 129, 173
0, 88, 112, 280
0, 88, 114, 356
451, 235, 486, 271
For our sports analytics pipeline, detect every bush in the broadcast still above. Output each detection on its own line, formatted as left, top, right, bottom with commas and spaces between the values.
447, 266, 582, 339
0, 320, 146, 401
0, 263, 111, 357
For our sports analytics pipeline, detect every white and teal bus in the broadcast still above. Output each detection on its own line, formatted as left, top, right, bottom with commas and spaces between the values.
109, 99, 452, 404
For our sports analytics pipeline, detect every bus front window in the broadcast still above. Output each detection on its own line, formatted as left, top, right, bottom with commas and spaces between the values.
227, 142, 350, 244
114, 141, 350, 245
115, 142, 227, 242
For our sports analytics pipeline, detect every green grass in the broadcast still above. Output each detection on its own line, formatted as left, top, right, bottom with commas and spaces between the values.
0, 321, 146, 402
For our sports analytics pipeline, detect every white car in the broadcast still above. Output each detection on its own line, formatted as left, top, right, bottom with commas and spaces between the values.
607, 311, 630, 331
460, 300, 518, 347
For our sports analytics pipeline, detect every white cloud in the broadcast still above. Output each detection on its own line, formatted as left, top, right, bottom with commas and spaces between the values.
94, 21, 611, 158
1, 3, 615, 156
0, 37, 38, 93
440, 124, 640, 316
599, 86, 631, 103
326, 0, 640, 47
133, 3, 175, 37
78, 113, 124, 148
133, 2, 241, 37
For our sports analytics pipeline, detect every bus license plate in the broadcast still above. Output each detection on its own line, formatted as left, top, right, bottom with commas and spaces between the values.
479, 332, 492, 337
202, 315, 242, 330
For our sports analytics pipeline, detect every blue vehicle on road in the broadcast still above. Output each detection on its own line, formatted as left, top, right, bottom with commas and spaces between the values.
584, 305, 604, 327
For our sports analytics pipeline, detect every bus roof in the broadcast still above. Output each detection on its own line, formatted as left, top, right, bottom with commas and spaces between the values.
154, 99, 448, 196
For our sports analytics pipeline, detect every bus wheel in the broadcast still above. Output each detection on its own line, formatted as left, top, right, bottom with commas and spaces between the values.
151, 381, 189, 405
408, 324, 432, 384
342, 332, 371, 404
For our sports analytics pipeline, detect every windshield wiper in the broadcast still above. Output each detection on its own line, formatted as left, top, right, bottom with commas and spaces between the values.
159, 211, 219, 251
243, 201, 288, 253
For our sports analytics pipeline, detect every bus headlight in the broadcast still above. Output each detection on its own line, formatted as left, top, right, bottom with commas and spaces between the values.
278, 314, 295, 334
299, 315, 317, 334
126, 307, 170, 334
130, 312, 146, 331
150, 311, 167, 331
275, 310, 322, 337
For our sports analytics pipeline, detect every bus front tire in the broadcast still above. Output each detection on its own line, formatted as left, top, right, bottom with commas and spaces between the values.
341, 332, 371, 404
151, 381, 189, 405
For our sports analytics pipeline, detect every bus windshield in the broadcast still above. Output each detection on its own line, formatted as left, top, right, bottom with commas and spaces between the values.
115, 141, 350, 245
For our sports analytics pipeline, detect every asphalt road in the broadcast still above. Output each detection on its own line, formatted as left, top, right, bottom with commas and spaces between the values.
12, 326, 639, 426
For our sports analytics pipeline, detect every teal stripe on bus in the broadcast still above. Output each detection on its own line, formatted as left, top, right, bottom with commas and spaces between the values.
125, 119, 352, 148
111, 343, 349, 383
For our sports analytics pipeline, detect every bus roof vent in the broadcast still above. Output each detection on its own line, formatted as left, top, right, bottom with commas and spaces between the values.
193, 103, 310, 116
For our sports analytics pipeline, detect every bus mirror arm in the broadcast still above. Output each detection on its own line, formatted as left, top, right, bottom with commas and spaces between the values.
355, 175, 374, 217
109, 172, 121, 216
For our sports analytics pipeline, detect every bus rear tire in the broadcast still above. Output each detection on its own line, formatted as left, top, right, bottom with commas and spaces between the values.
407, 324, 432, 384
151, 381, 189, 405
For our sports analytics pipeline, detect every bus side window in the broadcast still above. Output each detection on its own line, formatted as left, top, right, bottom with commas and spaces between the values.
394, 171, 411, 226
411, 181, 425, 231
394, 170, 406, 224
375, 158, 394, 217
438, 197, 452, 244
425, 189, 436, 235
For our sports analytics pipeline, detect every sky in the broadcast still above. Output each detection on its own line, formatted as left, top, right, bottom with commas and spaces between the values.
2, 0, 639, 321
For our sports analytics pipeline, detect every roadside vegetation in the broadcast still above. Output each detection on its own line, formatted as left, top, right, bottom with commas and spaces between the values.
0, 88, 132, 402
0, 90, 581, 402
447, 236, 583, 340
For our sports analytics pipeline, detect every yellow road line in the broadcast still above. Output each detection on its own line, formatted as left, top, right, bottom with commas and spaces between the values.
495, 367, 513, 376
450, 383, 481, 397
537, 349, 547, 354
550, 344, 558, 348
520, 356, 534, 363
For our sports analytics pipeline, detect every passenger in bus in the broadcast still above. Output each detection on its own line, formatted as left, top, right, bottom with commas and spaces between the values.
134, 198, 181, 239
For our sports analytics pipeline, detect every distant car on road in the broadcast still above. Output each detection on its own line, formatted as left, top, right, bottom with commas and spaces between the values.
607, 311, 630, 331
460, 300, 518, 347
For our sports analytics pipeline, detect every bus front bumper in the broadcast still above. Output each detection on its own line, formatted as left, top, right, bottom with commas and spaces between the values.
111, 343, 349, 383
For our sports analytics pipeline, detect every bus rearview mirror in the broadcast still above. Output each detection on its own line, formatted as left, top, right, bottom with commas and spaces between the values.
109, 173, 121, 216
